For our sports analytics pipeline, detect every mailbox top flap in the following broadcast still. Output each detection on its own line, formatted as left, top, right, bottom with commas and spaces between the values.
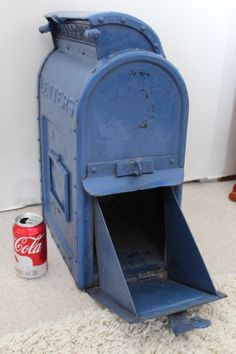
41, 11, 165, 58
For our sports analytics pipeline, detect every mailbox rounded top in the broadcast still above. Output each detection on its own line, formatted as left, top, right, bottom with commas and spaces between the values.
44, 11, 165, 56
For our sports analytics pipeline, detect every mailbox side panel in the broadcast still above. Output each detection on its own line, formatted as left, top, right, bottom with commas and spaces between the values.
38, 47, 97, 288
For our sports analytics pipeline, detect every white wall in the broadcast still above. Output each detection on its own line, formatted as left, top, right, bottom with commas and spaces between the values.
0, 0, 236, 210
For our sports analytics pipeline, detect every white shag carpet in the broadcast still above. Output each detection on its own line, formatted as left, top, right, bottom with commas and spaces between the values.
0, 274, 235, 354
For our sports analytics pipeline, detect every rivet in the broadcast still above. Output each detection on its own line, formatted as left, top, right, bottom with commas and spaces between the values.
169, 158, 175, 164
73, 157, 77, 161
98, 16, 105, 23
73, 129, 76, 133
73, 185, 77, 189
91, 166, 97, 174
154, 42, 159, 49
140, 25, 146, 32
121, 16, 127, 23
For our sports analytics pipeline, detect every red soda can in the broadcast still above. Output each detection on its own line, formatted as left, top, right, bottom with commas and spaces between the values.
12, 213, 47, 279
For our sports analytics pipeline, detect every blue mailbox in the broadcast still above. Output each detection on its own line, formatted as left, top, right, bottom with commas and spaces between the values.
38, 11, 225, 334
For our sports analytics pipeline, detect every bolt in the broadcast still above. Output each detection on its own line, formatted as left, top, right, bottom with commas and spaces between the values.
98, 16, 105, 23
73, 129, 76, 133
140, 25, 146, 32
84, 29, 101, 40
91, 166, 97, 174
121, 16, 127, 23
154, 42, 159, 50
169, 158, 175, 164
73, 184, 77, 189
73, 157, 77, 161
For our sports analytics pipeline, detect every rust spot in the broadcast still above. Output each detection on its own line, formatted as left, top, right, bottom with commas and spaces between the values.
128, 71, 137, 81
139, 72, 150, 77
138, 120, 148, 129
141, 88, 149, 99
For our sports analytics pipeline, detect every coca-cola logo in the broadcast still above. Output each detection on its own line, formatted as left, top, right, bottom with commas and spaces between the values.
15, 234, 44, 255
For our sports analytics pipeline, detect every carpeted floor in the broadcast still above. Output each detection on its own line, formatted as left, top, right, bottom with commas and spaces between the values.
0, 181, 236, 353
0, 274, 235, 354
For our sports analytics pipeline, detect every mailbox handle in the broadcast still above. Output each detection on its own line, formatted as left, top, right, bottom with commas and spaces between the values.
116, 158, 155, 177
133, 161, 142, 176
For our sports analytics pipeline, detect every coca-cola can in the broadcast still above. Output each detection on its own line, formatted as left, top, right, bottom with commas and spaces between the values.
12, 213, 47, 279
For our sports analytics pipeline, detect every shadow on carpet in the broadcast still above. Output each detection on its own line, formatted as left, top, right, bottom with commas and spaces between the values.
0, 274, 235, 354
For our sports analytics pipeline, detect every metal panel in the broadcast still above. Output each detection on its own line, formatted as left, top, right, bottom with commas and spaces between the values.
93, 199, 137, 315
164, 188, 217, 295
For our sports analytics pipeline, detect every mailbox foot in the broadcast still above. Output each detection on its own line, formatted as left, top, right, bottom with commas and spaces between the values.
168, 311, 211, 335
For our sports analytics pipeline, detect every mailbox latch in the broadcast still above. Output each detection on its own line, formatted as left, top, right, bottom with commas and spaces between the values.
116, 159, 155, 177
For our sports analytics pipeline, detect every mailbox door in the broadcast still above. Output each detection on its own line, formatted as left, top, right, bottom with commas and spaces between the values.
81, 51, 188, 196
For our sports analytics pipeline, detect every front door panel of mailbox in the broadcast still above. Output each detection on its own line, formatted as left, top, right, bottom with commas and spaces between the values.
87, 61, 182, 165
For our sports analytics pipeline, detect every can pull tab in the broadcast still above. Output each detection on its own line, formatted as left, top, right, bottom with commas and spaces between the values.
20, 217, 29, 224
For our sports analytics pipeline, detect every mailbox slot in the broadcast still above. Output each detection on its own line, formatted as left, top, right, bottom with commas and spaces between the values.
97, 188, 165, 277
